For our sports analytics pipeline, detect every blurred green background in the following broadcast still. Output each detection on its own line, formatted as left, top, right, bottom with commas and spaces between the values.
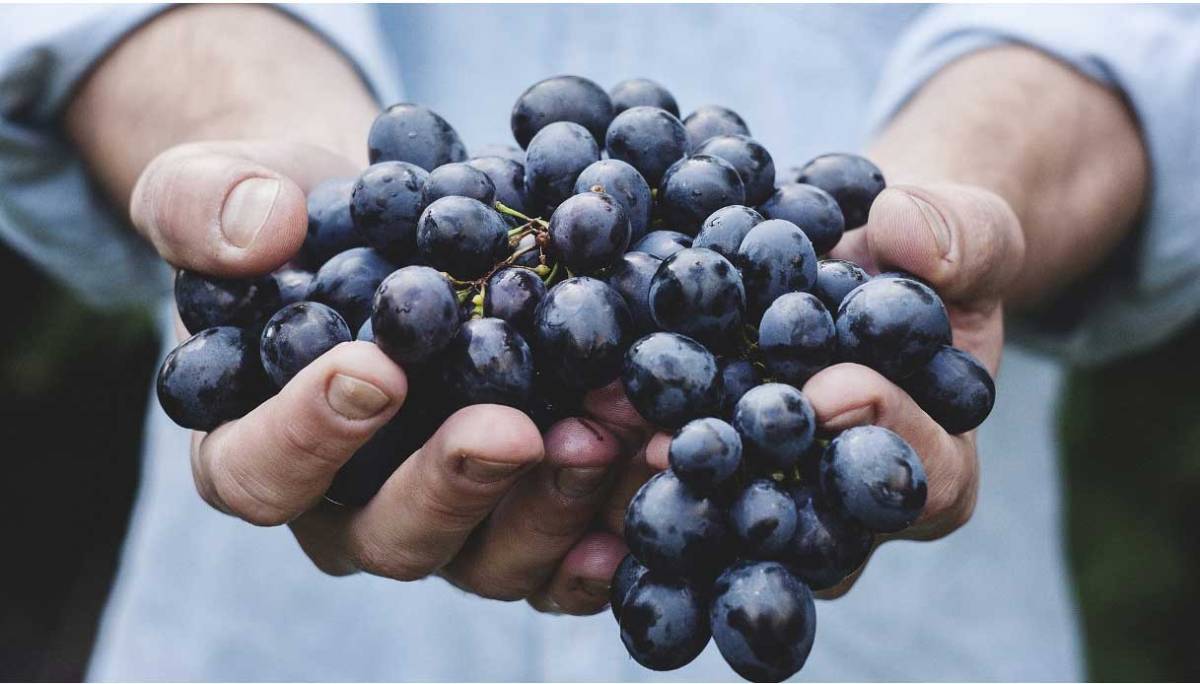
0, 238, 1195, 682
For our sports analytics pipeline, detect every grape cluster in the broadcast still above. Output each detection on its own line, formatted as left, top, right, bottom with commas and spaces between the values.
155, 74, 998, 681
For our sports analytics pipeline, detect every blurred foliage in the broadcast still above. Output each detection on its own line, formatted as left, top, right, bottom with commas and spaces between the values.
1060, 321, 1200, 682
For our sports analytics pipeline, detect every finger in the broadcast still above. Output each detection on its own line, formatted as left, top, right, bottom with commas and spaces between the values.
814, 542, 877, 600
440, 417, 623, 600
344, 405, 544, 581
130, 140, 358, 275
581, 380, 656, 450
600, 432, 669, 535
527, 532, 628, 616
803, 363, 978, 539
193, 341, 406, 526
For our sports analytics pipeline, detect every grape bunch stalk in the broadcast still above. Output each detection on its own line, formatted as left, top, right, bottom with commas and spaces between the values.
155, 74, 997, 682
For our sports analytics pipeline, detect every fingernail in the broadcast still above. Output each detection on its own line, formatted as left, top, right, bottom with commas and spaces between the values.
220, 177, 279, 248
327, 373, 390, 420
824, 404, 876, 431
904, 191, 952, 256
462, 458, 523, 484
555, 466, 608, 498
575, 578, 610, 599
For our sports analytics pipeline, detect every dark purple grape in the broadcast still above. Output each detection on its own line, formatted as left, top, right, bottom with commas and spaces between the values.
622, 332, 721, 429
574, 159, 652, 243
683, 105, 750, 150
694, 134, 776, 206
483, 267, 546, 338
758, 292, 836, 387
156, 327, 268, 431
669, 417, 742, 492
759, 183, 845, 255
523, 121, 601, 211
835, 276, 951, 380
785, 484, 873, 590
718, 357, 761, 418
273, 267, 313, 305
735, 219, 818, 321
609, 78, 680, 117
733, 383, 816, 472
466, 156, 529, 214
795, 153, 886, 229
527, 370, 584, 432
604, 251, 662, 335
624, 470, 730, 577
693, 205, 764, 261
532, 277, 633, 391
442, 317, 534, 409
610, 553, 648, 621
604, 106, 688, 187
619, 574, 711, 672
304, 177, 364, 266
731, 479, 799, 559
648, 247, 745, 351
174, 269, 282, 334
657, 155, 746, 235
415, 196, 510, 280
631, 230, 692, 260
350, 161, 429, 262
308, 247, 396, 331
710, 561, 816, 683
368, 103, 466, 171
472, 144, 524, 165
259, 302, 352, 388
812, 259, 869, 313
420, 162, 496, 208
902, 345, 995, 434
547, 191, 631, 274
371, 265, 461, 364
511, 75, 614, 148
820, 425, 927, 533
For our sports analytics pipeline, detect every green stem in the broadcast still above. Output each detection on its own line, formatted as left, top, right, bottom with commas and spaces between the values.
495, 201, 535, 223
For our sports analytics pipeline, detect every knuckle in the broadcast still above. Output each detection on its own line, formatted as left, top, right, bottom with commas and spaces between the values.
351, 538, 434, 582
277, 416, 347, 470
210, 463, 293, 526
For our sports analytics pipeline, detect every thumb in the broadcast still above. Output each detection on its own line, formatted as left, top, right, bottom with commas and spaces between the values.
130, 140, 359, 276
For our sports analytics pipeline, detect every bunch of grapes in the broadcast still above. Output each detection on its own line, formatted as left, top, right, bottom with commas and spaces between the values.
157, 75, 997, 682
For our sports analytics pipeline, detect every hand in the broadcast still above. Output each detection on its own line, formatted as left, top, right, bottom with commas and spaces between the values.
135, 139, 654, 615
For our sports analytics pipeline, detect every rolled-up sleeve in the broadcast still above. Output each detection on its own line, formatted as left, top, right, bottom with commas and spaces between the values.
0, 4, 400, 310
867, 6, 1200, 365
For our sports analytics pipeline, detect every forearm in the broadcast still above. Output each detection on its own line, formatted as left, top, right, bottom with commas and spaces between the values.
66, 4, 378, 209
869, 46, 1148, 308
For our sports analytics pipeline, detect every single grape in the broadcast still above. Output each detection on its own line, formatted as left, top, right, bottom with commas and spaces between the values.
812, 259, 869, 313
835, 276, 951, 380
610, 553, 649, 621
609, 78, 680, 117
371, 265, 461, 364
694, 134, 776, 206
307, 247, 396, 331
523, 121, 601, 212
735, 219, 818, 321
350, 161, 429, 262
709, 561, 816, 683
532, 277, 633, 390
717, 357, 761, 418
156, 327, 269, 431
733, 383, 816, 472
622, 332, 721, 429
441, 317, 535, 409
304, 177, 364, 266
472, 144, 524, 165
683, 105, 750, 150
619, 574, 711, 671
648, 247, 745, 351
731, 479, 799, 559
902, 345, 996, 434
547, 191, 631, 274
657, 155, 746, 235
820, 425, 928, 533
483, 267, 546, 339
669, 417, 743, 491
759, 183, 845, 255
272, 267, 314, 306
511, 75, 614, 148
784, 484, 873, 590
795, 153, 886, 229
603, 251, 662, 335
604, 106, 688, 186
527, 369, 584, 432
420, 162, 496, 208
259, 302, 352, 388
758, 292, 836, 387
368, 103, 467, 171
174, 269, 281, 334
574, 159, 652, 243
466, 156, 529, 214
693, 205, 764, 261
415, 196, 511, 280
624, 470, 730, 577
631, 230, 692, 260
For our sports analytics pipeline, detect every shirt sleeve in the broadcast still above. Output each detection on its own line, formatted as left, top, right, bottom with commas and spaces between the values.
867, 5, 1200, 365
0, 4, 401, 311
